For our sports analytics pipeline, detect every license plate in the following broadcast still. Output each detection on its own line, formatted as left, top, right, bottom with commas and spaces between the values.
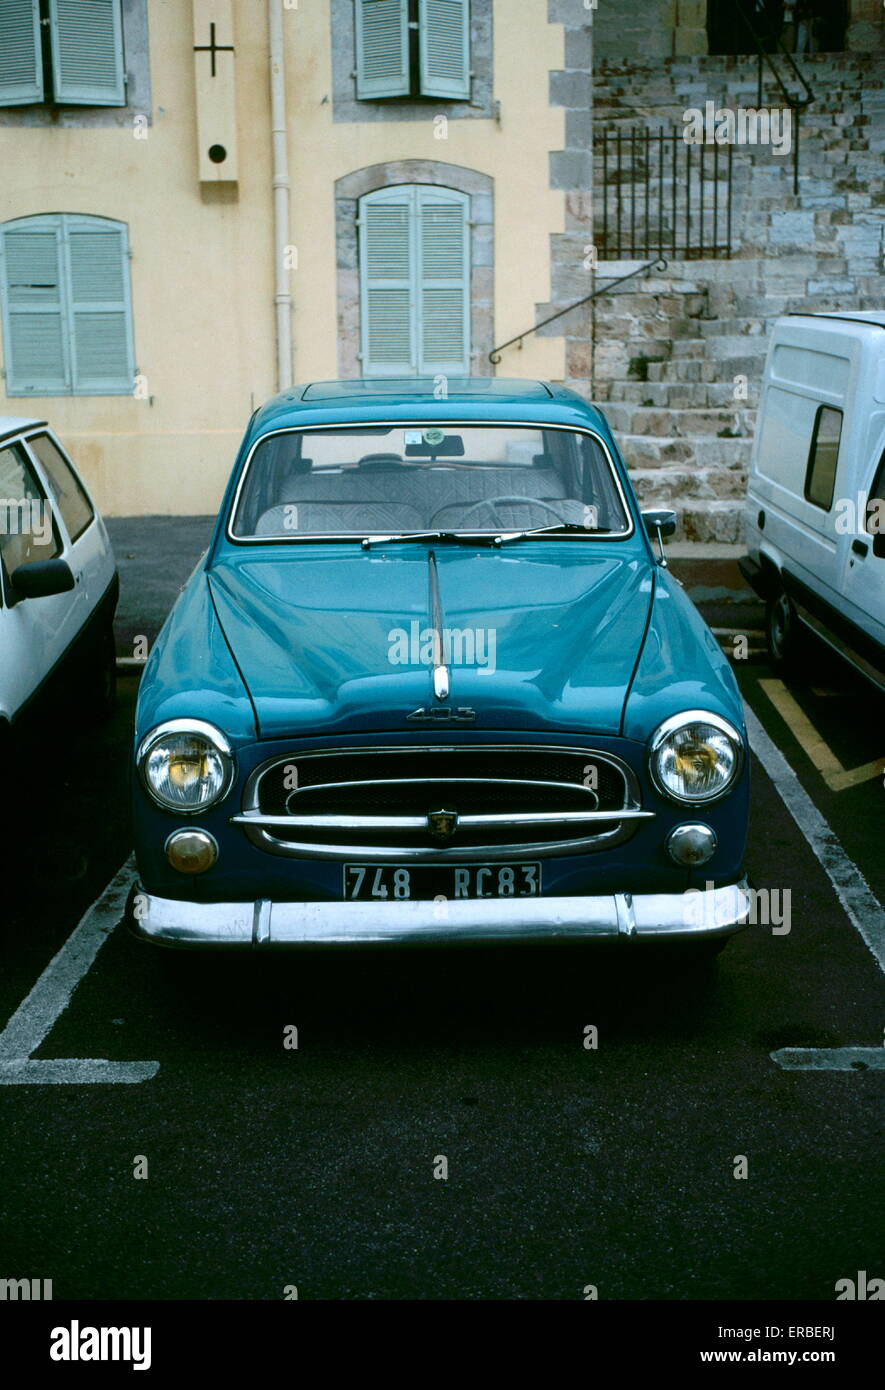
342, 863, 542, 901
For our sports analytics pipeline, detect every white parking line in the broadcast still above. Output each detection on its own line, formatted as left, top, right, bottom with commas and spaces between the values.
744, 707, 885, 974
745, 705, 885, 1072
771, 1048, 885, 1072
0, 857, 159, 1086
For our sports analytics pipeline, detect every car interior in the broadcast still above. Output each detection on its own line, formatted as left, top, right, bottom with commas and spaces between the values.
234, 427, 628, 538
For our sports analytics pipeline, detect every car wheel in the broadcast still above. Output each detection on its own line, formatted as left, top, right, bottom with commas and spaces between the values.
765, 587, 808, 678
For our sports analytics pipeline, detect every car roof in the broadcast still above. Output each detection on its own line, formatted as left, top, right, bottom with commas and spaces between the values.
298, 377, 555, 403
247, 378, 613, 441
0, 415, 45, 444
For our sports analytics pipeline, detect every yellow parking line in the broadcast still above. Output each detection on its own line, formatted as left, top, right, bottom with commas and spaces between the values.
759, 679, 885, 792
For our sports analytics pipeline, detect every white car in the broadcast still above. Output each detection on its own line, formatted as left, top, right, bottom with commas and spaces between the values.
0, 416, 118, 738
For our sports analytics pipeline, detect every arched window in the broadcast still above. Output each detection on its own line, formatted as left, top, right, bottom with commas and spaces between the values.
0, 213, 135, 395
359, 185, 470, 376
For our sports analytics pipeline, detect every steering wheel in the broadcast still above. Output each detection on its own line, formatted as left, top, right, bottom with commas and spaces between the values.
440, 495, 566, 528
356, 453, 403, 469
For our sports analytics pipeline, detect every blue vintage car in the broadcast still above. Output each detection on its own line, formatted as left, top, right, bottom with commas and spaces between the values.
128, 379, 750, 952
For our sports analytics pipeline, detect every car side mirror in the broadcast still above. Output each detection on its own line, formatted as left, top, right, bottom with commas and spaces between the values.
642, 509, 677, 568
11, 558, 75, 599
642, 509, 678, 540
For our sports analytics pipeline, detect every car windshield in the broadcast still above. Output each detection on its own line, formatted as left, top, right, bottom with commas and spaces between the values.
229, 424, 630, 540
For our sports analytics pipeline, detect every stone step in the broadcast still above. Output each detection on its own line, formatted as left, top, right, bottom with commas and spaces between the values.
642, 355, 765, 384
628, 465, 748, 504
676, 499, 745, 545
699, 334, 772, 359
704, 380, 761, 409
670, 336, 767, 360
697, 317, 767, 340
608, 379, 763, 410
612, 381, 709, 407
616, 433, 753, 469
604, 402, 752, 438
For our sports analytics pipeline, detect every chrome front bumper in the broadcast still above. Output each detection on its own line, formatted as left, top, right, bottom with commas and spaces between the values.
128, 880, 751, 949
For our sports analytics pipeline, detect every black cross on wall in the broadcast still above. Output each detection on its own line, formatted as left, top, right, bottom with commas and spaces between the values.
193, 22, 234, 78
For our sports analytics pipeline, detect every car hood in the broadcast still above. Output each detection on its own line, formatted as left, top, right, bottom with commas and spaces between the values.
207, 546, 653, 739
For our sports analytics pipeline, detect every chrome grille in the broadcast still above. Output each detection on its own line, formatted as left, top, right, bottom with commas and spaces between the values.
233, 745, 653, 861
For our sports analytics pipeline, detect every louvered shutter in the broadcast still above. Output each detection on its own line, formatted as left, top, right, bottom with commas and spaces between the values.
355, 0, 409, 99
65, 218, 134, 391
0, 221, 69, 394
419, 0, 470, 100
417, 189, 469, 374
0, 0, 43, 106
360, 189, 415, 375
49, 0, 126, 106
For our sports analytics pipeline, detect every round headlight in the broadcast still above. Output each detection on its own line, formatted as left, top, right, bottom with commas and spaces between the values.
649, 711, 743, 805
138, 720, 233, 813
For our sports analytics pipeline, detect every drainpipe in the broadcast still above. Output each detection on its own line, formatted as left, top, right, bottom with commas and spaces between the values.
269, 0, 292, 391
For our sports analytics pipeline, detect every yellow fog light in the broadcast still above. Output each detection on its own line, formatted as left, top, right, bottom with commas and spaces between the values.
165, 829, 218, 875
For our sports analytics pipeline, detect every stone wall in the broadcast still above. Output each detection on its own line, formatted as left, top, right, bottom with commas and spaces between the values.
573, 51, 885, 542
544, 2, 595, 394
593, 0, 706, 60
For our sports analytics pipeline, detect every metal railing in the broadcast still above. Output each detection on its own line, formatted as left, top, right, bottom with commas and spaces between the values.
596, 125, 734, 261
488, 258, 667, 365
734, 0, 814, 194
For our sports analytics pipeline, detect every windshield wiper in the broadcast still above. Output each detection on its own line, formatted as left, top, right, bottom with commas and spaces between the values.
492, 522, 612, 545
361, 523, 610, 549
361, 530, 498, 549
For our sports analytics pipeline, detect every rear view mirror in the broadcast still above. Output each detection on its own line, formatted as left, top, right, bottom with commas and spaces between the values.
404, 433, 465, 458
11, 558, 75, 599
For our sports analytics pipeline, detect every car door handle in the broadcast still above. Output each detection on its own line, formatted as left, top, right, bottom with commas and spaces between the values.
851, 539, 869, 558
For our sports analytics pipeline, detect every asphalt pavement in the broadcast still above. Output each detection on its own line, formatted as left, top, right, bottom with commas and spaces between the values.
0, 526, 881, 1301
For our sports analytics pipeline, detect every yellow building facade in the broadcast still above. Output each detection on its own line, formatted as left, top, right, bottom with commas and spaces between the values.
0, 0, 578, 516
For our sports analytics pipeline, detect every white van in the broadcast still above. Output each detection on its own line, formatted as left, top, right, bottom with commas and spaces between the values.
741, 312, 885, 691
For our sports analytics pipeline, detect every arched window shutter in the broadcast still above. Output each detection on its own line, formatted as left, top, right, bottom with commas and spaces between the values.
419, 0, 470, 101
359, 185, 470, 377
417, 187, 469, 374
360, 189, 415, 375
355, 0, 410, 99
0, 0, 43, 107
49, 0, 126, 106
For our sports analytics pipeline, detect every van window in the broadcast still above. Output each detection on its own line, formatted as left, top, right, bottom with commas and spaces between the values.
804, 406, 842, 512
